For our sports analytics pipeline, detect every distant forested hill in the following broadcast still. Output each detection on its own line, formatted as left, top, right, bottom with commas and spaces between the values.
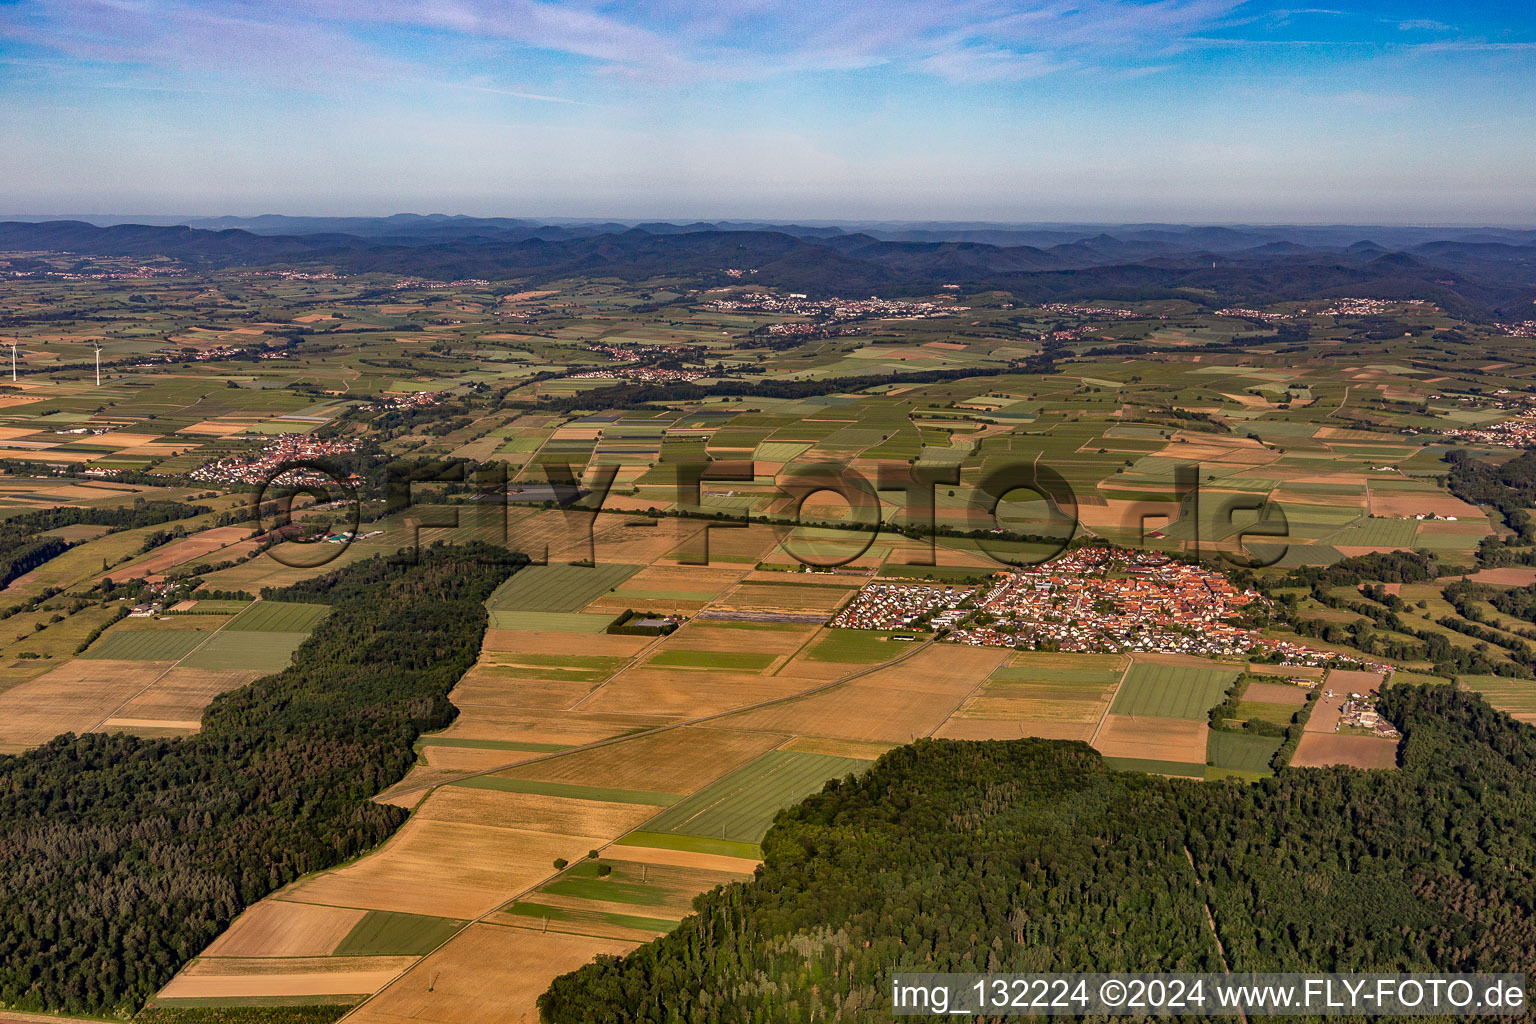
541, 685, 1536, 1023
3, 220, 1534, 319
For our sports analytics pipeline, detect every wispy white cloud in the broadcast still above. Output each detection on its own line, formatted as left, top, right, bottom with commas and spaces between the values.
0, 0, 1258, 90
443, 81, 582, 105
0, 0, 411, 87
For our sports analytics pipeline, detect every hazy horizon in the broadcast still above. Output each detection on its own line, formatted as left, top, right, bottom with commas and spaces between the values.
4, 212, 1536, 232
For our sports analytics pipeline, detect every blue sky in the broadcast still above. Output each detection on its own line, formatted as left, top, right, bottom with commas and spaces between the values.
1, 1, 1534, 223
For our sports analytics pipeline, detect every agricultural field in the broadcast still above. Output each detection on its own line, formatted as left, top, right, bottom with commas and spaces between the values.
635, 749, 870, 846
6, 265, 1534, 1021
935, 650, 1125, 742
1207, 730, 1285, 779
497, 855, 755, 943
1108, 660, 1241, 719
224, 600, 331, 632
0, 592, 329, 748
1290, 733, 1400, 770
486, 563, 644, 613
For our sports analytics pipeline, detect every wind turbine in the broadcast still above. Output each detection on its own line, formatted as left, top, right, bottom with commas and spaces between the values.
9, 341, 15, 383
92, 342, 101, 386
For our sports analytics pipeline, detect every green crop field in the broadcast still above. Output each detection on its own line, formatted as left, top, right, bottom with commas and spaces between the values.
647, 650, 777, 671
485, 563, 643, 612
1206, 730, 1284, 774
804, 628, 915, 663
1109, 662, 1240, 720
1101, 756, 1205, 778
454, 776, 684, 806
1461, 676, 1536, 715
641, 750, 868, 844
225, 601, 331, 632
333, 910, 465, 956
539, 867, 673, 909
614, 831, 763, 860
1233, 699, 1303, 726
82, 629, 205, 662
486, 611, 620, 632
500, 901, 676, 935
179, 630, 309, 672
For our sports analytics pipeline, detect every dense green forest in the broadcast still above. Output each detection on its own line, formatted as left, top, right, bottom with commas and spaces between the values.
0, 543, 519, 1016
541, 686, 1536, 1023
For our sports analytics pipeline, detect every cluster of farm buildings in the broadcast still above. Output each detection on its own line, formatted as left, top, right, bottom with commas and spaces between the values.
1335, 693, 1401, 739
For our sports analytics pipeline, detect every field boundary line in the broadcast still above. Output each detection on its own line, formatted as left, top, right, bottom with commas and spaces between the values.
562, 626, 674, 711
1088, 654, 1135, 748
383, 635, 937, 800
343, 635, 940, 1022
921, 647, 1007, 740
85, 610, 246, 734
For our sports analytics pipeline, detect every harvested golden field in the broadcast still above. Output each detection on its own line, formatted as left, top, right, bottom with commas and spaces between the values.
935, 718, 1097, 742
948, 695, 1107, 723
103, 666, 261, 730
603, 842, 763, 873
660, 619, 817, 655
1465, 567, 1536, 586
450, 666, 600, 711
346, 924, 636, 1024
426, 707, 670, 747
714, 582, 853, 614
202, 900, 366, 959
1324, 668, 1385, 693
481, 630, 652, 657
502, 726, 786, 795
1242, 681, 1309, 706
1091, 715, 1208, 763
584, 515, 707, 565
157, 955, 417, 1001
1291, 732, 1399, 769
576, 667, 812, 717
777, 735, 893, 760
279, 816, 611, 919
1369, 491, 1482, 518
615, 563, 744, 595
416, 745, 548, 773
719, 645, 1003, 743
416, 787, 663, 838
666, 523, 781, 566
0, 659, 172, 751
